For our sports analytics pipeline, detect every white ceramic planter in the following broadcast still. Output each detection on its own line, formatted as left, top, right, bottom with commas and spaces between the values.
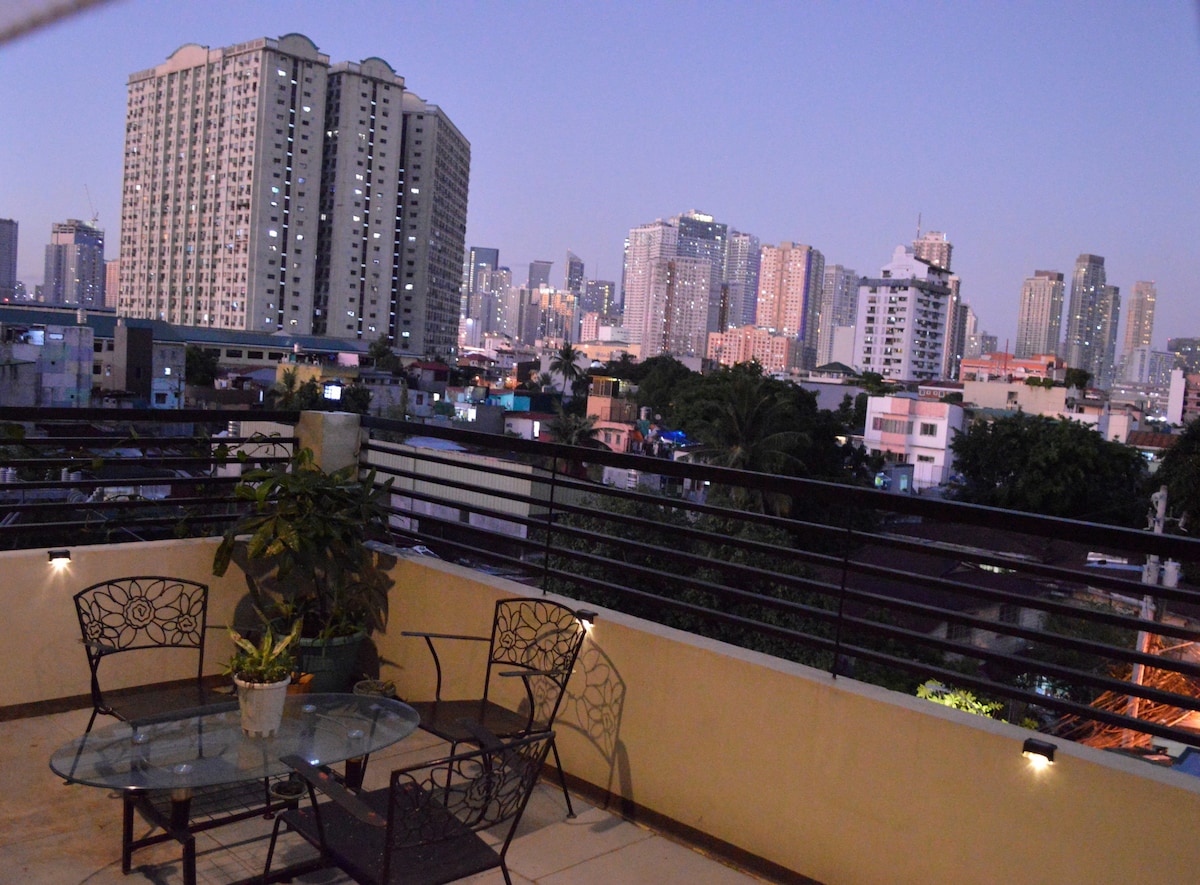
233, 674, 291, 737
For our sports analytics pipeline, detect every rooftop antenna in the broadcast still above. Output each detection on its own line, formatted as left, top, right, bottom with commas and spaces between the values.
915, 212, 922, 240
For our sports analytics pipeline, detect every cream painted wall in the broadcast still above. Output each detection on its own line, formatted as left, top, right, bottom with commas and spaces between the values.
8, 544, 1200, 885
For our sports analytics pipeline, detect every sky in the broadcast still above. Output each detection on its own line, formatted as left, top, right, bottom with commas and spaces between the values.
2, 0, 1199, 349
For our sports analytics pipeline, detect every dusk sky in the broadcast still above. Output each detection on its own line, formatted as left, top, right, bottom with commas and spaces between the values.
2, 0, 1198, 349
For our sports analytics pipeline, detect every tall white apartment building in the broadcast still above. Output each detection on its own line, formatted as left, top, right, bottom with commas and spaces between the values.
852, 246, 953, 381
620, 220, 678, 349
119, 34, 468, 358
642, 256, 712, 358
1121, 281, 1156, 359
1014, 270, 1065, 359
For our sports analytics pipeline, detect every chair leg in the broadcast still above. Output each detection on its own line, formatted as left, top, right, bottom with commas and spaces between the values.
84, 706, 99, 735
263, 815, 285, 881
549, 737, 575, 818
121, 793, 135, 873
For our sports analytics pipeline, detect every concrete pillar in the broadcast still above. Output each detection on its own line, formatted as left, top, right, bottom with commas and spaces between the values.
296, 411, 362, 473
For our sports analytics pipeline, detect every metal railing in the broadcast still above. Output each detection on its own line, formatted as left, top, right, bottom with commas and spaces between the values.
2, 405, 1199, 754
360, 415, 1200, 754
0, 407, 299, 548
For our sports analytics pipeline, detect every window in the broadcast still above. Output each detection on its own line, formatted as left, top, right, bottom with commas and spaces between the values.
919, 422, 937, 436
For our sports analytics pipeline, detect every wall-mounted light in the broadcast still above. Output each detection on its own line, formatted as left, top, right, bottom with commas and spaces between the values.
48, 549, 71, 565
576, 609, 598, 631
1023, 737, 1056, 766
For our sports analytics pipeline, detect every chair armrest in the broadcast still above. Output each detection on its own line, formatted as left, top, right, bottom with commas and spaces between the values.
279, 754, 385, 827
401, 631, 490, 642
497, 668, 555, 679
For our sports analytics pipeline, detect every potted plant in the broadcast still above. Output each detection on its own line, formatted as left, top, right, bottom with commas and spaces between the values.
213, 447, 396, 691
224, 621, 301, 737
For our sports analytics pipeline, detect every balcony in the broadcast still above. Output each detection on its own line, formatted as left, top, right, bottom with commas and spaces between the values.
2, 407, 1200, 883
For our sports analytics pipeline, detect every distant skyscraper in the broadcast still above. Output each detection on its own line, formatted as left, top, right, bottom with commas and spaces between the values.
942, 275, 963, 379
119, 34, 469, 358
817, 264, 858, 367
1014, 270, 1065, 359
673, 211, 728, 336
0, 219, 17, 302
1122, 281, 1156, 360
642, 256, 711, 358
463, 246, 500, 319
105, 259, 120, 309
582, 279, 615, 315
853, 245, 953, 381
1064, 254, 1120, 387
724, 230, 761, 329
44, 219, 105, 307
913, 230, 952, 271
563, 251, 585, 295
757, 242, 825, 369
620, 220, 678, 349
527, 260, 553, 290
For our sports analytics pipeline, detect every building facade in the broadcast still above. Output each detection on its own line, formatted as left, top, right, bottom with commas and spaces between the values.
817, 263, 858, 368
1121, 281, 1156, 365
912, 230, 952, 271
119, 34, 468, 359
1014, 270, 1064, 359
863, 393, 964, 491
0, 219, 17, 302
757, 242, 825, 369
1064, 253, 1120, 388
706, 325, 801, 374
44, 219, 105, 307
852, 246, 953, 381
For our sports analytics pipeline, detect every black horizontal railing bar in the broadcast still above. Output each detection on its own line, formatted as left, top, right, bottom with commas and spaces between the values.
0, 494, 240, 516
0, 406, 302, 424
366, 458, 555, 513
0, 433, 299, 449
842, 554, 1200, 648
545, 524, 1200, 709
0, 454, 293, 470
0, 475, 248, 492
362, 417, 1200, 562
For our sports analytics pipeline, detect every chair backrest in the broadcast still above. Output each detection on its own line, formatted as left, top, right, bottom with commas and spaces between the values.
384, 730, 554, 867
483, 598, 587, 729
74, 576, 209, 680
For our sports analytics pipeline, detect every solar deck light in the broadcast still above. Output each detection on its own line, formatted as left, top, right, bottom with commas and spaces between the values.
576, 609, 598, 631
1023, 738, 1056, 766
48, 549, 71, 565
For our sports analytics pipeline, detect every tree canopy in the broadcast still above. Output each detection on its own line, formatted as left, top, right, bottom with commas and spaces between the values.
1154, 417, 1200, 534
949, 413, 1148, 525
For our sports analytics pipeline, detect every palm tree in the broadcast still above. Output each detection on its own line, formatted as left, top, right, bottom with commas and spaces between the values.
548, 409, 600, 448
550, 343, 584, 397
685, 372, 809, 514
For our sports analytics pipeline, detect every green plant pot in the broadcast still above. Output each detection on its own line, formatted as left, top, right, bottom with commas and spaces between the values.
297, 632, 366, 693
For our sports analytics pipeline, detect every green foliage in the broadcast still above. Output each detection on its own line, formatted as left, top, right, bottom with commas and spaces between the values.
549, 342, 584, 395
631, 355, 696, 419
213, 448, 395, 639
223, 620, 301, 684
184, 345, 220, 387
1153, 418, 1200, 535
1064, 368, 1092, 390
916, 680, 1002, 717
949, 413, 1147, 524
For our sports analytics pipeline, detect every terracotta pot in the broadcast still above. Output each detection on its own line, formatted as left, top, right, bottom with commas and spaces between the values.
233, 674, 290, 737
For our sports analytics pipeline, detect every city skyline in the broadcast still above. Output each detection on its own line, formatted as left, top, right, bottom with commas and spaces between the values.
2, 1, 1197, 351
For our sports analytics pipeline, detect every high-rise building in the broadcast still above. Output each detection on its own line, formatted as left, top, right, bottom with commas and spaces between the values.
44, 219, 105, 307
723, 230, 761, 329
942, 275, 963, 379
643, 256, 711, 358
852, 245, 952, 381
527, 260, 553, 290
0, 219, 17, 302
1014, 270, 1065, 359
757, 242, 825, 369
119, 34, 469, 359
817, 264, 858, 367
105, 259, 120, 309
1064, 254, 1120, 388
620, 220, 678, 349
913, 230, 952, 271
462, 246, 499, 320
582, 279, 615, 316
1122, 281, 1156, 360
673, 211, 728, 335
563, 251, 584, 295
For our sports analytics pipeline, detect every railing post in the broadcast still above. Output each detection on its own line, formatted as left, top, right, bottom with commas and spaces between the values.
539, 451, 561, 595
831, 523, 854, 679
297, 411, 362, 473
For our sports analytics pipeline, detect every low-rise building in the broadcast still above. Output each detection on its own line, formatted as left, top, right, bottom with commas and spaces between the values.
862, 394, 965, 490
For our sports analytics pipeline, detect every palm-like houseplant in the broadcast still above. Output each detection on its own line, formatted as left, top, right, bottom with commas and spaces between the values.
223, 620, 301, 736
213, 447, 395, 690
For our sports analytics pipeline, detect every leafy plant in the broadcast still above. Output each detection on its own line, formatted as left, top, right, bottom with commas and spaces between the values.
916, 680, 1002, 718
224, 621, 301, 684
213, 447, 395, 640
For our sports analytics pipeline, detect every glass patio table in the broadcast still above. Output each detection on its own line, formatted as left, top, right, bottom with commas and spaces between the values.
50, 693, 420, 885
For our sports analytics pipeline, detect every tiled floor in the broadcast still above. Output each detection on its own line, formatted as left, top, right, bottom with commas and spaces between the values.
1, 708, 764, 884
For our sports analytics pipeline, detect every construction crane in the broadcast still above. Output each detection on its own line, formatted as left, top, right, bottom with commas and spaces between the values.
85, 184, 98, 226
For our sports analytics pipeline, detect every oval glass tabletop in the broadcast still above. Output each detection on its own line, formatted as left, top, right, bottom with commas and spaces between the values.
50, 693, 420, 791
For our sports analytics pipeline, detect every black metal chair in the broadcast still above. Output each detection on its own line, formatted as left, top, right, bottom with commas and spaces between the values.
402, 597, 588, 815
264, 729, 555, 885
73, 576, 226, 734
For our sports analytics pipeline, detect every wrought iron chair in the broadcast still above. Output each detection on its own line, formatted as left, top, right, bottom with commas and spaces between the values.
264, 729, 555, 885
73, 576, 226, 734
402, 597, 588, 816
